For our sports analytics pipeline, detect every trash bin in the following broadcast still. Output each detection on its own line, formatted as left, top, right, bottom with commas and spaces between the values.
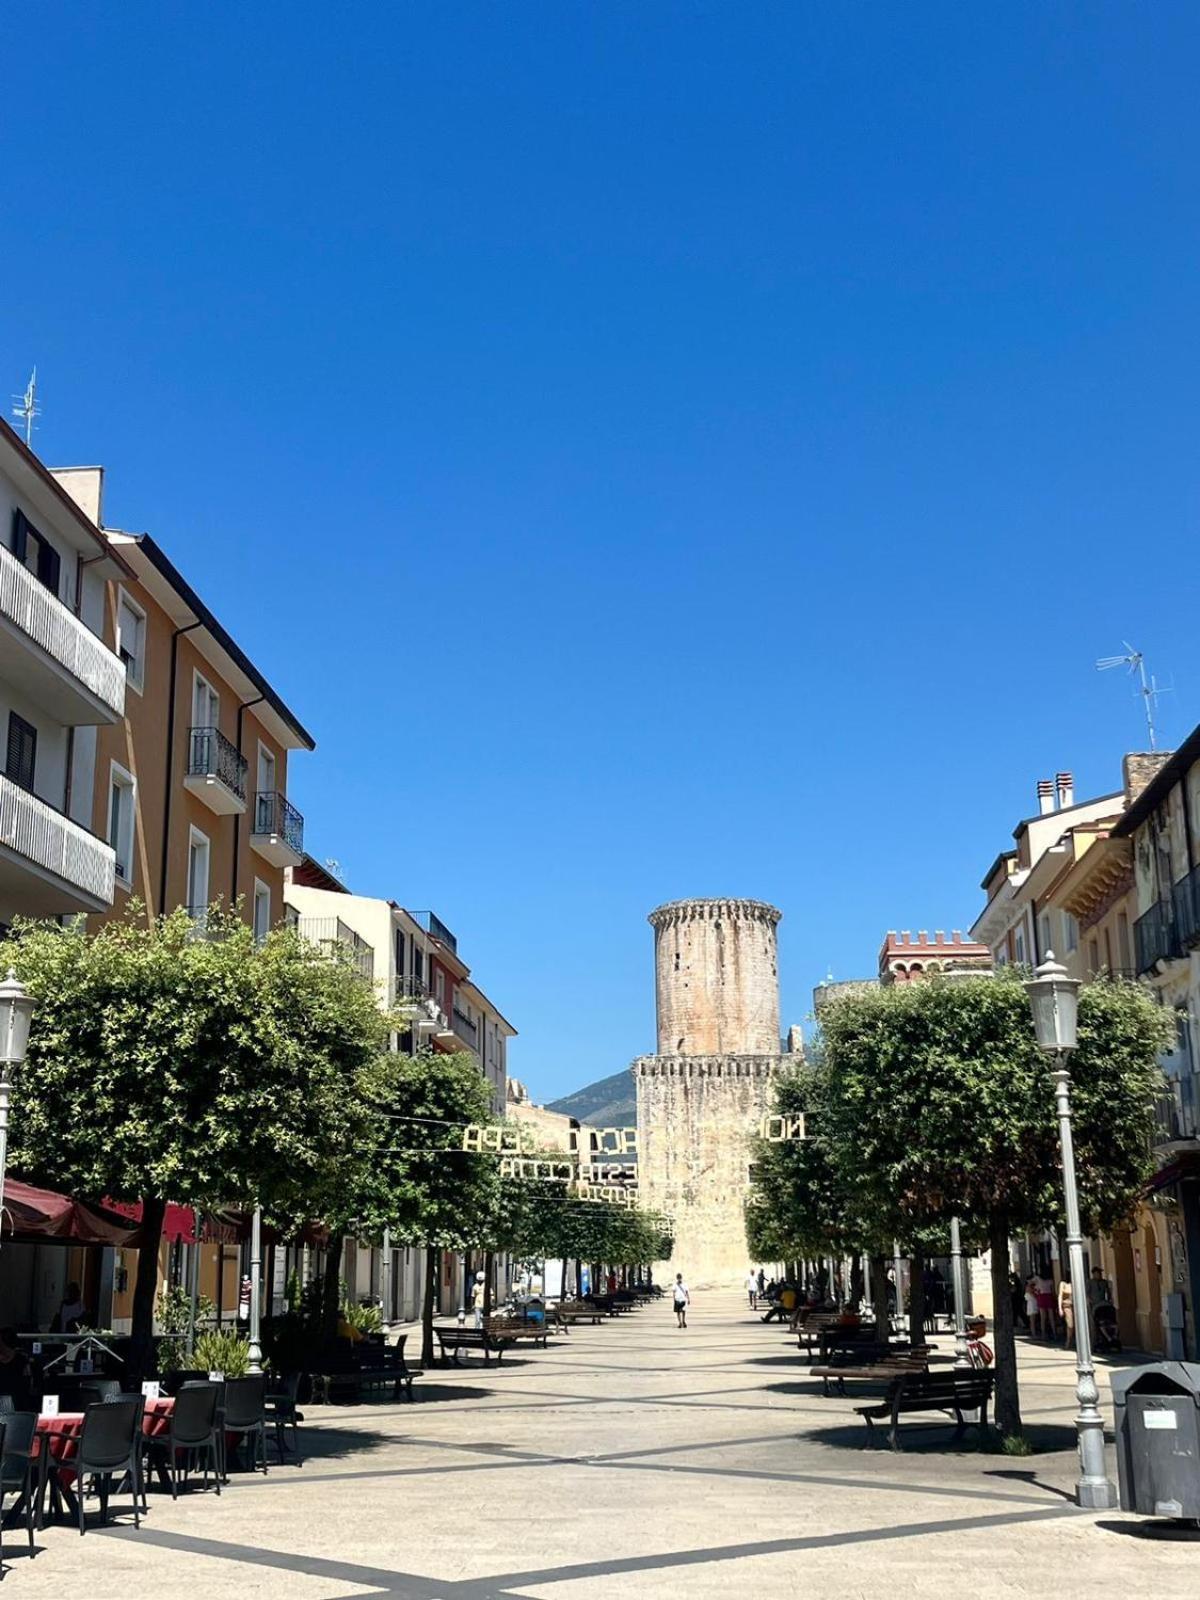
1111, 1363, 1200, 1521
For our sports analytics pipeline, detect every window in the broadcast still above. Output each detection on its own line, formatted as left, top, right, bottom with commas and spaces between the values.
394, 928, 405, 978
107, 763, 136, 886
187, 827, 210, 919
1038, 914, 1052, 959
253, 880, 271, 944
115, 590, 146, 693
1064, 913, 1079, 954
1014, 928, 1027, 966
192, 672, 219, 731
256, 743, 276, 797
10, 509, 62, 598
1088, 938, 1100, 978
1117, 911, 1132, 972
434, 968, 446, 1007
5, 713, 37, 793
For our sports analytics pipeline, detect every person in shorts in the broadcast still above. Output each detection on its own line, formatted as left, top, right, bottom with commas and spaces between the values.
672, 1274, 690, 1328
745, 1268, 758, 1309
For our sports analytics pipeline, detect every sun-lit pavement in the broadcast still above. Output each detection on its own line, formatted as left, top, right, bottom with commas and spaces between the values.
9, 1292, 1198, 1597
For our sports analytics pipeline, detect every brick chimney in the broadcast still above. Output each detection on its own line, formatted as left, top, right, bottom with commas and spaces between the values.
1055, 771, 1074, 809
1123, 751, 1173, 805
1037, 779, 1056, 815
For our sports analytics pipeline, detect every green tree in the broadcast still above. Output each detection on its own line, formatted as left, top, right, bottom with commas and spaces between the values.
9, 907, 388, 1379
358, 1051, 498, 1363
816, 971, 1171, 1436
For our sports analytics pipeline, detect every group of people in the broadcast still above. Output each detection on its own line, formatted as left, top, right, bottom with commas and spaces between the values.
1016, 1266, 1118, 1349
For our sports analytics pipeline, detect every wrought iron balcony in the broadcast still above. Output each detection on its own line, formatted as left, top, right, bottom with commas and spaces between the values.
185, 726, 247, 815
1171, 862, 1200, 952
1134, 899, 1179, 974
452, 1006, 479, 1051
1155, 1067, 1200, 1145
394, 974, 430, 1002
250, 790, 304, 867
0, 540, 125, 725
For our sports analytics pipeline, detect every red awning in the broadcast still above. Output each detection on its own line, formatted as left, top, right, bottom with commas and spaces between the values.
102, 1200, 244, 1246
1, 1179, 144, 1247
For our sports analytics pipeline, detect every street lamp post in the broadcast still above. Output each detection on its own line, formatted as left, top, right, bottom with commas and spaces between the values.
0, 969, 36, 1257
1025, 952, 1118, 1510
949, 1215, 971, 1369
247, 1205, 263, 1374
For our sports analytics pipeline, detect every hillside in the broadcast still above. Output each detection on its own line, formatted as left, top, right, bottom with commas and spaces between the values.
546, 1068, 636, 1128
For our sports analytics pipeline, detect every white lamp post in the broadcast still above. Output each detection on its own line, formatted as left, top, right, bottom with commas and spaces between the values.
949, 1215, 971, 1368
1025, 952, 1118, 1510
247, 1205, 263, 1373
0, 969, 36, 1256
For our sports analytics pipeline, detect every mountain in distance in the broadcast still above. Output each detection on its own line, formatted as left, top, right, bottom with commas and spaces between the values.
546, 1068, 636, 1129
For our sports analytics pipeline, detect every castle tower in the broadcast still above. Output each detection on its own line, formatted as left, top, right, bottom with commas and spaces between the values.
650, 898, 781, 1055
634, 898, 788, 1289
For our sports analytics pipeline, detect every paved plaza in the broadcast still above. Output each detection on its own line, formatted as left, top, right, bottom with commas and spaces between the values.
10, 1294, 1199, 1597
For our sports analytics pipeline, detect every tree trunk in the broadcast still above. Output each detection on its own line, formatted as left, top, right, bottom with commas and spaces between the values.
574, 1258, 582, 1300
908, 1254, 926, 1342
322, 1234, 344, 1342
483, 1250, 494, 1319
989, 1212, 1021, 1437
871, 1253, 890, 1335
561, 1257, 570, 1299
421, 1247, 438, 1366
850, 1257, 864, 1310
128, 1195, 167, 1386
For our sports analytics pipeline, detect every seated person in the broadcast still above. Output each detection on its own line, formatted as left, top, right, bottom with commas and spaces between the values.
0, 1327, 33, 1410
54, 1282, 87, 1334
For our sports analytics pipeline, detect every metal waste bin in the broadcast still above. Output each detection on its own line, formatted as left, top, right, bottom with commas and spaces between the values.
1111, 1363, 1200, 1521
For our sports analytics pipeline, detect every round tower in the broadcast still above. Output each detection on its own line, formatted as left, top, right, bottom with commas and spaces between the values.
648, 898, 781, 1057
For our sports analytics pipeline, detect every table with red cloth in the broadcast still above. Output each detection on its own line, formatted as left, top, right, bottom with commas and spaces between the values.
34, 1398, 176, 1524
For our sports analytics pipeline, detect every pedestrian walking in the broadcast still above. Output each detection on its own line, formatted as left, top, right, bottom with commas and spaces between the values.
756, 1268, 766, 1298
472, 1271, 486, 1330
672, 1273, 690, 1328
1023, 1275, 1039, 1336
1058, 1275, 1074, 1348
745, 1268, 758, 1310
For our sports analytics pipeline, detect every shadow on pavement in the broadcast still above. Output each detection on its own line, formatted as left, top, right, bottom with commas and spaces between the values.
801, 1420, 1082, 1457
1096, 1518, 1200, 1541
405, 1383, 495, 1404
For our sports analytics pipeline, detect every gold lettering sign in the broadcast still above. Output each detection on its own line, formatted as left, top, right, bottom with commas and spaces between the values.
757, 1113, 806, 1142
576, 1127, 638, 1156
498, 1157, 575, 1182
577, 1162, 638, 1184
461, 1123, 539, 1155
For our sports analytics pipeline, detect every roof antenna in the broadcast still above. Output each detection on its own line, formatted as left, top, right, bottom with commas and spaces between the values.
1096, 642, 1170, 750
10, 368, 39, 446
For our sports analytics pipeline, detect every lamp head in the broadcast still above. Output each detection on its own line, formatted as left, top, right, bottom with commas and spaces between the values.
1024, 951, 1080, 1054
0, 968, 36, 1069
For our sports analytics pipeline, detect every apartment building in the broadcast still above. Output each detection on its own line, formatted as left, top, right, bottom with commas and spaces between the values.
0, 420, 129, 924
49, 467, 313, 934
284, 858, 516, 1321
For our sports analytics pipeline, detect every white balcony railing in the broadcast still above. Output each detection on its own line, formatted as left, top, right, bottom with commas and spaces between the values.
0, 544, 126, 718
0, 775, 116, 905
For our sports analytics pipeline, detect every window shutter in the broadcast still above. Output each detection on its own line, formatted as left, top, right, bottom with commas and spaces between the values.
10, 510, 27, 561
36, 537, 61, 596
6, 714, 37, 793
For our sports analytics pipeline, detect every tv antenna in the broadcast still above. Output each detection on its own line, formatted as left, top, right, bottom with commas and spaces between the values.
1096, 643, 1169, 750
10, 368, 39, 446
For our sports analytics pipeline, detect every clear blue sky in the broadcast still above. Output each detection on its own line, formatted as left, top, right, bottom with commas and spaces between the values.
6, 5, 1199, 1100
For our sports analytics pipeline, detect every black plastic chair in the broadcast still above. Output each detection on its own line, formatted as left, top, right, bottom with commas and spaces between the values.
162, 1369, 208, 1397
221, 1376, 267, 1476
0, 1411, 37, 1560
149, 1382, 220, 1498
77, 1379, 122, 1408
0, 1396, 15, 1417
71, 1397, 142, 1533
265, 1373, 302, 1465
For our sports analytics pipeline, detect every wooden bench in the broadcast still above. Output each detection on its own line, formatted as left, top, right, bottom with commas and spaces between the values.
485, 1316, 551, 1349
435, 1327, 515, 1365
856, 1369, 996, 1451
796, 1316, 871, 1356
553, 1303, 606, 1329
811, 1347, 928, 1397
358, 1336, 417, 1401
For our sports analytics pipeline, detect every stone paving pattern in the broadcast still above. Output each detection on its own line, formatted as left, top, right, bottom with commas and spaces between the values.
11, 1293, 1199, 1597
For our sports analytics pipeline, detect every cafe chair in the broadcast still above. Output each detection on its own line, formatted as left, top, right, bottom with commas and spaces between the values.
221, 1376, 268, 1477
149, 1382, 221, 1498
72, 1397, 142, 1534
0, 1412, 38, 1561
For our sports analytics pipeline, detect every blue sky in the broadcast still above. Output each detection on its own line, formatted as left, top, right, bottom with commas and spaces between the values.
5, 5, 1199, 1099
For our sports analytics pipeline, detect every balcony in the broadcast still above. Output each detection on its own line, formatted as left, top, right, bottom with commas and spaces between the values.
0, 774, 115, 913
0, 542, 125, 726
1155, 1068, 1200, 1147
1171, 863, 1200, 952
184, 727, 247, 816
296, 916, 375, 983
1134, 900, 1179, 974
452, 1006, 479, 1053
250, 791, 304, 869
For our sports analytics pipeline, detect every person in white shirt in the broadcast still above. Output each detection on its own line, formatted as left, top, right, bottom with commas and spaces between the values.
672, 1273, 690, 1328
745, 1269, 758, 1310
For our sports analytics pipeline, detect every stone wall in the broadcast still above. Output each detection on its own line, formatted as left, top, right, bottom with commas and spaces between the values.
634, 1054, 779, 1288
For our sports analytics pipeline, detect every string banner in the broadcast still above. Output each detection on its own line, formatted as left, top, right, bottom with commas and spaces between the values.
460, 1123, 540, 1155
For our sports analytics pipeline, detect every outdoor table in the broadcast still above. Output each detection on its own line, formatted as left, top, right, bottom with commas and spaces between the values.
34, 1397, 177, 1524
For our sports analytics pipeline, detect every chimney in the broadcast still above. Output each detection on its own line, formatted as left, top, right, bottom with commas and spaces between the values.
1037, 779, 1056, 815
1123, 751, 1173, 806
1055, 771, 1074, 809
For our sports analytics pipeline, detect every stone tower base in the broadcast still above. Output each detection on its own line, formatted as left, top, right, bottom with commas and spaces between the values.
634, 1054, 779, 1289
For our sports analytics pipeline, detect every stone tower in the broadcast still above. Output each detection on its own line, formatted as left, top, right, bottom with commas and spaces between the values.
634, 898, 791, 1289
